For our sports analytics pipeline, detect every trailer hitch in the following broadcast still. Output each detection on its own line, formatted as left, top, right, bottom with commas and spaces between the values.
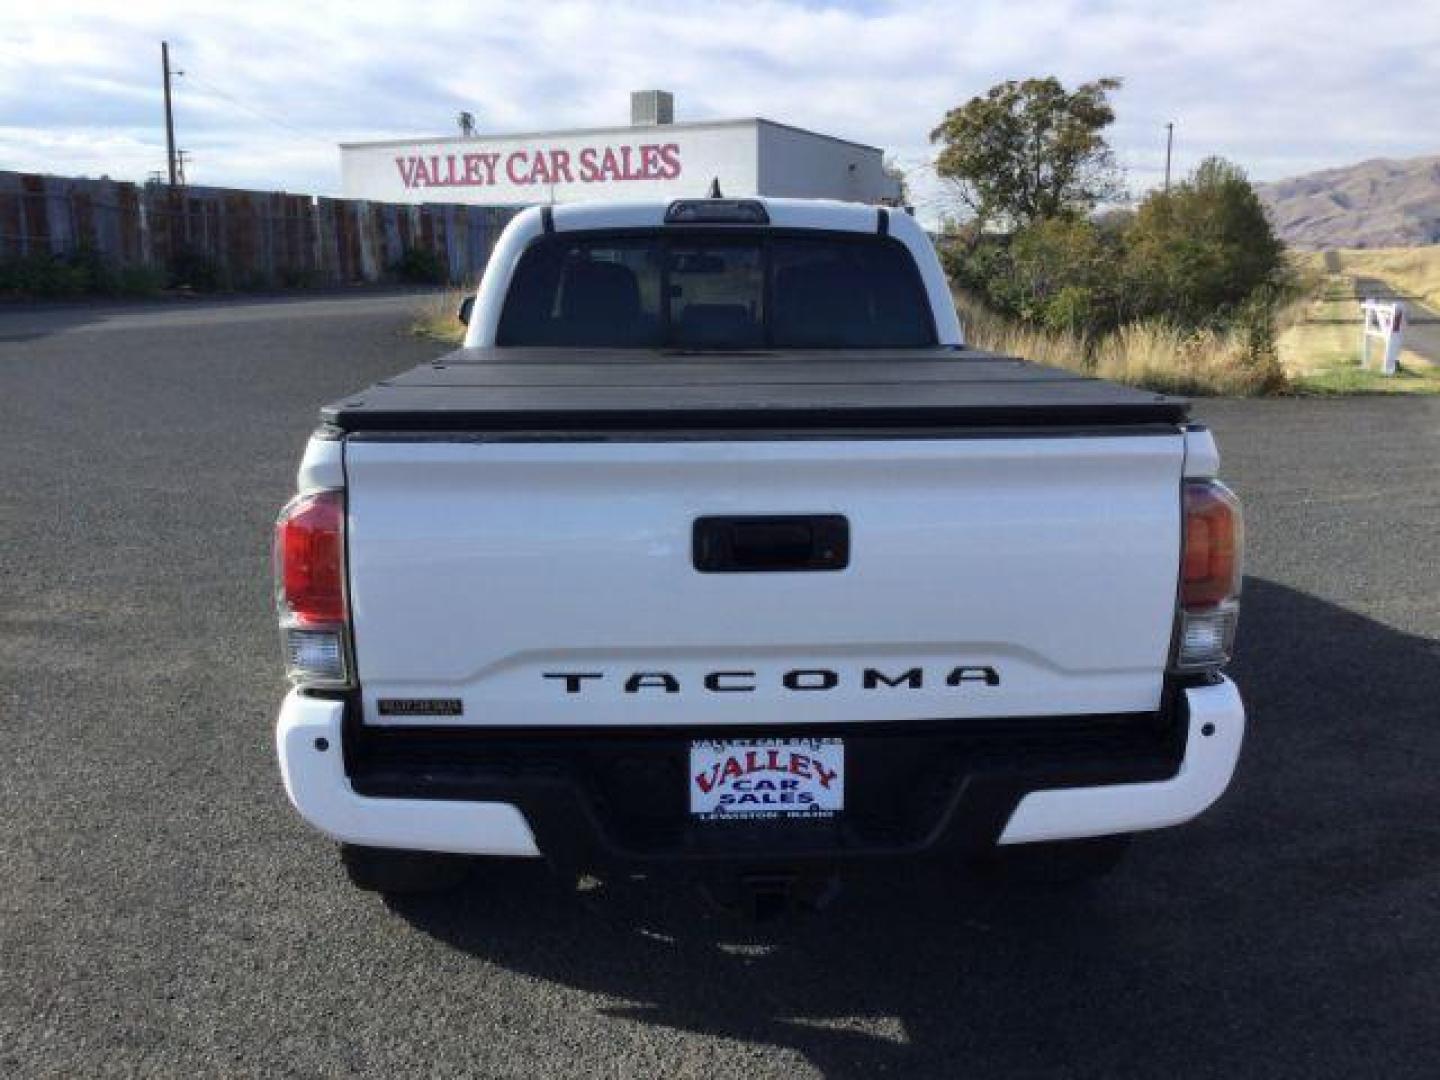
697, 869, 842, 921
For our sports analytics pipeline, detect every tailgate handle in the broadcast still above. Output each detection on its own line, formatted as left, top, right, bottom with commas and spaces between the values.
693, 515, 849, 573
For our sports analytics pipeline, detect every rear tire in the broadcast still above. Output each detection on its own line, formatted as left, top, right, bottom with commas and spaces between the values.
973, 835, 1131, 887
339, 843, 474, 895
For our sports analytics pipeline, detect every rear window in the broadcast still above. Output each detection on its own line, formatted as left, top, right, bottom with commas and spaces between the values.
496, 231, 935, 349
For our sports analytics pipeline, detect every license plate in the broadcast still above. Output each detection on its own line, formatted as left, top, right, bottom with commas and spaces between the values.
689, 738, 844, 820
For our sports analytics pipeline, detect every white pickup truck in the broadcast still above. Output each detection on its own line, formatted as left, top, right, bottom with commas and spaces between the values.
274, 197, 1245, 904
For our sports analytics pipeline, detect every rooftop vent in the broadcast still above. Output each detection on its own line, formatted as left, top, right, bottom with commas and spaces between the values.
631, 90, 674, 126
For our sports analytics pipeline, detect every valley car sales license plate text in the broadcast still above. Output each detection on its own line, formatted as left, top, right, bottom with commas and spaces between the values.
689, 738, 844, 820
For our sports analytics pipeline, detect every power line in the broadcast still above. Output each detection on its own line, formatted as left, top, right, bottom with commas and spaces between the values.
180, 70, 335, 148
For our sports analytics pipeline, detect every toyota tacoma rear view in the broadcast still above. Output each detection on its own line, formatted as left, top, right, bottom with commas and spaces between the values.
273, 196, 1246, 901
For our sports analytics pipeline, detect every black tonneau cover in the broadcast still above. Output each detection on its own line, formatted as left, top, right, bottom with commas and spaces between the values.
321, 347, 1190, 434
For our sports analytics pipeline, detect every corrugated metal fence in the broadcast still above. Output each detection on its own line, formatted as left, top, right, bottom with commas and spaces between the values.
0, 171, 521, 287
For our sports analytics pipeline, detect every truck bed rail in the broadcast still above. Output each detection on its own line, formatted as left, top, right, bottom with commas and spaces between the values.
321, 348, 1190, 434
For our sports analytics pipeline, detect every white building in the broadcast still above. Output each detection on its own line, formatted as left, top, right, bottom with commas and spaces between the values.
340, 91, 901, 207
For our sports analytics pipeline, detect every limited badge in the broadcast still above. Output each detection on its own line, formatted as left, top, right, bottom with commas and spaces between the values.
376, 698, 464, 717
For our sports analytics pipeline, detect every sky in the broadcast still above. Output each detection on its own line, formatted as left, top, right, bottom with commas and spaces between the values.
3, 0, 1439, 222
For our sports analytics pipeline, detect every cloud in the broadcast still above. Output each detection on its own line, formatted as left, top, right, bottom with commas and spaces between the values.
2, 0, 1438, 218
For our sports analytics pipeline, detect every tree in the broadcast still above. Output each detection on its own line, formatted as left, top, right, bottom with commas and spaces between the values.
930, 76, 1125, 228
882, 155, 911, 206
1123, 157, 1285, 326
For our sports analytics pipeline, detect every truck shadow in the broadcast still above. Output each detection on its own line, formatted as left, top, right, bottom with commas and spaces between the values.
387, 576, 1440, 1076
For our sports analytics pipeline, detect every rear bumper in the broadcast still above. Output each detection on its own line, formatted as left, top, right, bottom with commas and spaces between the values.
275, 692, 541, 857
998, 676, 1244, 843
275, 678, 1244, 865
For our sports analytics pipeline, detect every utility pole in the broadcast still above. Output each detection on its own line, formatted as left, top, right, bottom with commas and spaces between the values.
161, 41, 179, 186
176, 149, 191, 186
1164, 121, 1174, 193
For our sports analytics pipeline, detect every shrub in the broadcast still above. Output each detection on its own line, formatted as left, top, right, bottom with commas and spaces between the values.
1041, 284, 1098, 335
940, 232, 1016, 313
1233, 287, 1289, 395
169, 250, 222, 291
955, 288, 1289, 397
1122, 158, 1287, 326
1009, 217, 1116, 328
0, 252, 96, 297
279, 266, 320, 289
391, 247, 448, 285
109, 265, 168, 296
233, 270, 272, 292
943, 216, 1129, 338
0, 250, 175, 298
941, 157, 1290, 347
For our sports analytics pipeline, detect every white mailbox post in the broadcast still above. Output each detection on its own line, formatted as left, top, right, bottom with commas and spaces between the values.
1360, 299, 1405, 376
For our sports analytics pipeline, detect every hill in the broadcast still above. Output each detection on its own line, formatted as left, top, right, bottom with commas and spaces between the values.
1258, 155, 1440, 249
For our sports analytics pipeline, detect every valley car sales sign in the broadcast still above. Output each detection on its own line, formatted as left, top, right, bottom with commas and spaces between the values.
394, 142, 682, 192
340, 124, 761, 206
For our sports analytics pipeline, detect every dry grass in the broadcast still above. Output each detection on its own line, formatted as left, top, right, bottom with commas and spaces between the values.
418, 278, 1419, 397
412, 286, 471, 344
1293, 247, 1440, 308
950, 301, 1092, 374
955, 293, 1288, 397
1275, 275, 1358, 376
1276, 252, 1440, 393
1091, 324, 1288, 396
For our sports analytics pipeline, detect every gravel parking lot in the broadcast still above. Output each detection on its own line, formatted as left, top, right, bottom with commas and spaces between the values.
2, 293, 1437, 1077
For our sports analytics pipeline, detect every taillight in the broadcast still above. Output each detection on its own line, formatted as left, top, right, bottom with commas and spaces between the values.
1174, 480, 1243, 671
274, 489, 351, 686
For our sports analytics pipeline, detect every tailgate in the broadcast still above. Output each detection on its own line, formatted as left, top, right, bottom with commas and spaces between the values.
345, 434, 1185, 727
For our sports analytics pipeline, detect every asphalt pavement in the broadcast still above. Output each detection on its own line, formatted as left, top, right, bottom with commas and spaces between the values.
2, 293, 1437, 1078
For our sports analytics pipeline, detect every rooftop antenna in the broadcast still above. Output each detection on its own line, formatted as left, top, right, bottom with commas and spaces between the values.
457, 111, 477, 137
707, 177, 722, 198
